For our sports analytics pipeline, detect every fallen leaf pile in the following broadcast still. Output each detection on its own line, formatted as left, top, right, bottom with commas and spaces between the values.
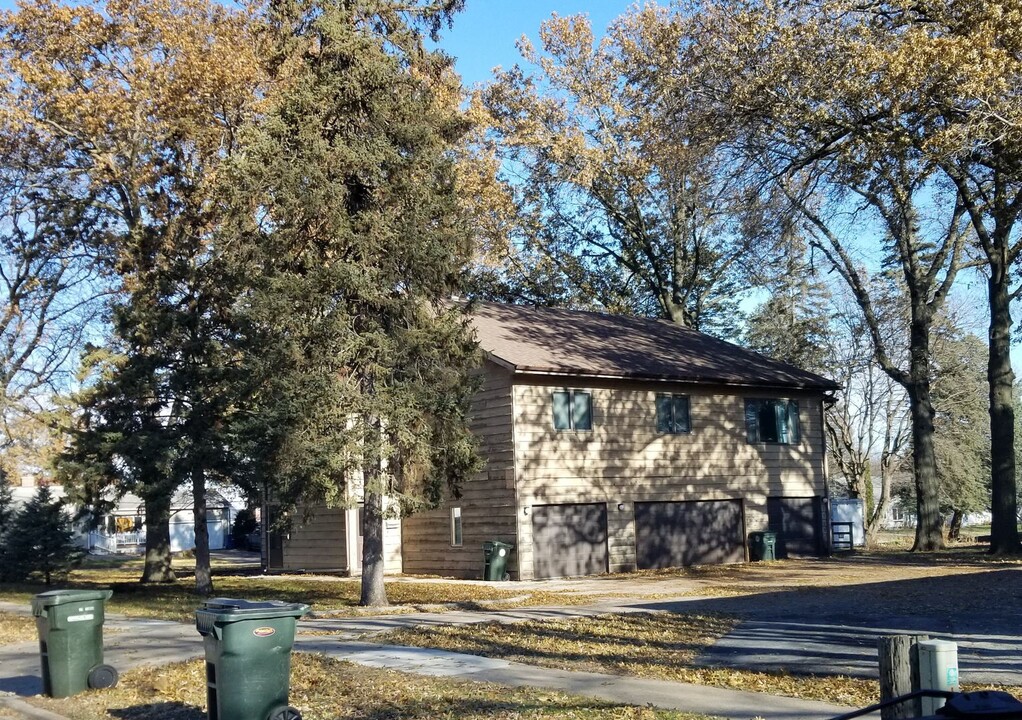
0, 611, 37, 646
30, 654, 721, 720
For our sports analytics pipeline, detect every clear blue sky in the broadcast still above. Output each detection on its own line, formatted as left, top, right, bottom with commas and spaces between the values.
436, 2, 631, 86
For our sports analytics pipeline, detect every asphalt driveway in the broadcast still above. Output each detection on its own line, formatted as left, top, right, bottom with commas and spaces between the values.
648, 563, 1022, 685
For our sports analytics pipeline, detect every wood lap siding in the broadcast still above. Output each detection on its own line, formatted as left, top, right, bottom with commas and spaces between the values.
400, 360, 519, 579
280, 507, 347, 572
513, 378, 827, 579
279, 365, 828, 580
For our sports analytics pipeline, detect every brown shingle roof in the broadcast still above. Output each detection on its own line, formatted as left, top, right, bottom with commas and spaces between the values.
469, 302, 837, 391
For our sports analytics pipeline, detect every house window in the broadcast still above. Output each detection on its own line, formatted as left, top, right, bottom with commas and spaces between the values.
552, 390, 593, 431
745, 399, 800, 444
656, 394, 691, 434
450, 507, 463, 546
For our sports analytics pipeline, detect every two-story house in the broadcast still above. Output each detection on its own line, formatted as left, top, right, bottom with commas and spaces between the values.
268, 301, 838, 580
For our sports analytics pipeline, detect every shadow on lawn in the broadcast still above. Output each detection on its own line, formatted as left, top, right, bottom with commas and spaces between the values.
106, 697, 634, 720
352, 696, 639, 720
109, 701, 204, 720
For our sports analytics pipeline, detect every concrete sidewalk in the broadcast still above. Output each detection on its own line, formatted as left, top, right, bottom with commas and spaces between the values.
296, 637, 854, 720
0, 606, 864, 720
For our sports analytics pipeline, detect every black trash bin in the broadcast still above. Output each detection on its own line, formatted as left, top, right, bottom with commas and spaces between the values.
483, 541, 513, 581
749, 531, 777, 561
196, 598, 310, 720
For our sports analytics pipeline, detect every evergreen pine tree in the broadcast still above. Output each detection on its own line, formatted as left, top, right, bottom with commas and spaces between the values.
61, 349, 184, 585
226, 0, 479, 606
930, 323, 990, 539
746, 233, 832, 372
6, 485, 83, 585
0, 469, 15, 581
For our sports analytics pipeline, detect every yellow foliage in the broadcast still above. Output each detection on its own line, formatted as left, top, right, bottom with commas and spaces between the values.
0, 0, 267, 258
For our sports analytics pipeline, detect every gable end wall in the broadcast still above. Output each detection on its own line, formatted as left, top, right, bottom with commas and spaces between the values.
400, 360, 518, 578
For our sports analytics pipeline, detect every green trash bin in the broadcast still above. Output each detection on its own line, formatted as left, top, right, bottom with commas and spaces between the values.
483, 540, 513, 581
31, 589, 118, 698
749, 531, 777, 561
196, 597, 310, 720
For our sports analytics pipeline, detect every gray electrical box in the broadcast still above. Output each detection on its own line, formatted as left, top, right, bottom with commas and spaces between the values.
918, 639, 960, 716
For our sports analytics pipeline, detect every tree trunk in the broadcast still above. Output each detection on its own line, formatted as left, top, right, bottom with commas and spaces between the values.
878, 634, 929, 720
907, 385, 943, 551
192, 465, 213, 596
948, 509, 963, 541
141, 493, 176, 583
862, 467, 875, 527
906, 309, 943, 551
359, 465, 389, 607
987, 260, 1021, 554
866, 483, 889, 547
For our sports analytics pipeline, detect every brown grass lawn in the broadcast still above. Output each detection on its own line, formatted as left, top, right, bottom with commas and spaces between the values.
6, 548, 1022, 714
0, 611, 37, 646
0, 554, 602, 621
27, 654, 719, 720
2, 544, 1016, 623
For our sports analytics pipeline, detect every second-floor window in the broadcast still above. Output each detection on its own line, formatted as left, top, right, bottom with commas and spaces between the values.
745, 399, 800, 444
552, 390, 593, 431
656, 394, 691, 434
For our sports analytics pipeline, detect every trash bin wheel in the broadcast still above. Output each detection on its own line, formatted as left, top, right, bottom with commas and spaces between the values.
267, 705, 302, 720
87, 664, 118, 690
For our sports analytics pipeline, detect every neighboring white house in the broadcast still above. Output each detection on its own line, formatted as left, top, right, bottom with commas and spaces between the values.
8, 476, 243, 555
84, 486, 244, 554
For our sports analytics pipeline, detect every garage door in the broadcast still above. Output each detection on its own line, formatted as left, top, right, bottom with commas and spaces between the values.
767, 496, 824, 558
635, 500, 744, 569
531, 503, 608, 579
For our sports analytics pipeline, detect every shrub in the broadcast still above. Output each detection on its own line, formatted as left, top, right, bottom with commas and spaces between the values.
4, 485, 84, 585
231, 508, 257, 548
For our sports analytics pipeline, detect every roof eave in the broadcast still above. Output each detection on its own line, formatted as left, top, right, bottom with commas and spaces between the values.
510, 366, 840, 392
481, 351, 517, 372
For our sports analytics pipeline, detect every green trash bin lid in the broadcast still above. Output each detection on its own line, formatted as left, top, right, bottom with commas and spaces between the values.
483, 540, 514, 550
32, 589, 113, 615
197, 597, 310, 623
